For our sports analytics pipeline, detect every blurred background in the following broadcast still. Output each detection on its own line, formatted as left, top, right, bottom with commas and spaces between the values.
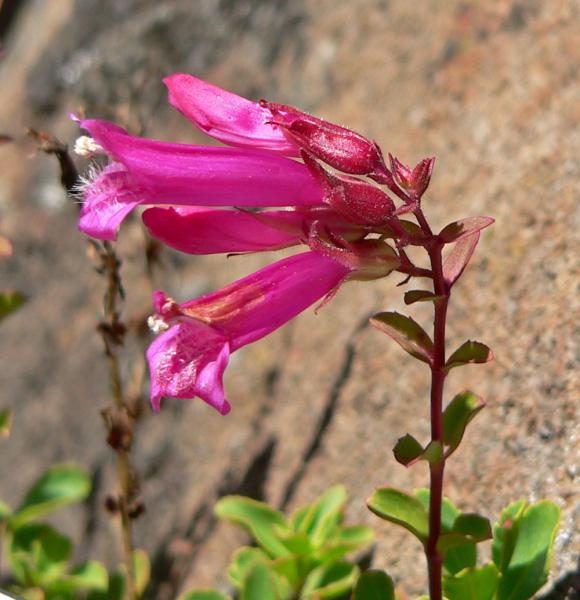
0, 0, 578, 597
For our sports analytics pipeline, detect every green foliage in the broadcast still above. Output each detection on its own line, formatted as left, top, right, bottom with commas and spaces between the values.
444, 341, 493, 372
0, 408, 13, 437
492, 500, 560, 600
179, 592, 230, 600
0, 463, 136, 600
0, 289, 26, 321
442, 563, 499, 600
442, 392, 485, 459
352, 570, 394, 600
403, 290, 445, 305
187, 486, 374, 600
370, 312, 434, 364
366, 488, 429, 544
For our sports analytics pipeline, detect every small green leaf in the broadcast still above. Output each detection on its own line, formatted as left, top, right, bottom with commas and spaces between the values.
444, 543, 477, 576
404, 290, 445, 305
399, 220, 424, 238
442, 392, 485, 458
215, 496, 289, 558
275, 528, 313, 555
228, 547, 270, 588
301, 561, 358, 599
299, 485, 347, 546
241, 560, 279, 600
393, 434, 423, 466
439, 217, 494, 244
13, 464, 91, 528
393, 436, 442, 467
315, 526, 375, 563
0, 499, 12, 522
9, 523, 72, 586
0, 409, 13, 437
352, 570, 395, 600
491, 500, 527, 571
46, 560, 108, 593
442, 563, 499, 600
367, 488, 429, 543
453, 513, 492, 541
444, 341, 493, 372
370, 312, 434, 364
133, 548, 150, 597
0, 290, 26, 320
494, 500, 560, 600
179, 592, 230, 600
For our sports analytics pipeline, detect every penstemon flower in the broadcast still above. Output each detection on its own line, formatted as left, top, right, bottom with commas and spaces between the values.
76, 73, 433, 413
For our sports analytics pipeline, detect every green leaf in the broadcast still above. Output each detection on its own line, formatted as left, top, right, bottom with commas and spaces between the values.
492, 500, 527, 572
215, 496, 289, 558
442, 563, 499, 600
404, 290, 445, 305
0, 408, 13, 437
393, 436, 442, 467
393, 434, 423, 466
367, 488, 429, 543
370, 312, 434, 364
298, 485, 347, 546
0, 499, 13, 522
414, 491, 477, 574
133, 548, 150, 597
0, 290, 26, 320
352, 570, 395, 600
442, 392, 485, 458
179, 592, 230, 600
46, 560, 108, 593
301, 561, 358, 599
241, 560, 279, 600
13, 464, 91, 528
9, 523, 72, 586
276, 529, 313, 555
228, 547, 270, 588
439, 217, 494, 244
494, 500, 560, 600
453, 513, 492, 541
444, 341, 493, 372
315, 526, 375, 563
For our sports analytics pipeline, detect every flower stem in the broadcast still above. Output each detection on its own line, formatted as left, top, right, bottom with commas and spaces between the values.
415, 209, 449, 600
427, 246, 449, 599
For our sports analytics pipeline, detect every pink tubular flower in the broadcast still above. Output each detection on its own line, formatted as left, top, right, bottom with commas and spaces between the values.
147, 251, 351, 413
76, 73, 443, 413
76, 119, 323, 240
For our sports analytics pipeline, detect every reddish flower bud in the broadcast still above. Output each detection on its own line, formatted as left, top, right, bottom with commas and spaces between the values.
301, 151, 396, 226
262, 101, 386, 175
389, 154, 435, 200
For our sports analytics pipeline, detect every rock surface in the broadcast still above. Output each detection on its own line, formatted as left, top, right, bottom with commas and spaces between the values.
0, 0, 578, 597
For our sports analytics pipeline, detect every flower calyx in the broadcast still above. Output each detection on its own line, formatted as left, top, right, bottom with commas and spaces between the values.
388, 154, 435, 201
261, 100, 386, 176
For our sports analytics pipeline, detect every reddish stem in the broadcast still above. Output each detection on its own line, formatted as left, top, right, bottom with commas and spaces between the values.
416, 208, 449, 599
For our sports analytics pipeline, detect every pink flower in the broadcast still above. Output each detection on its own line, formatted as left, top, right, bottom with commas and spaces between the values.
76, 73, 437, 413
147, 251, 351, 413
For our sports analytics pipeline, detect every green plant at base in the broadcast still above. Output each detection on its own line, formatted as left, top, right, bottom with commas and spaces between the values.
181, 486, 374, 600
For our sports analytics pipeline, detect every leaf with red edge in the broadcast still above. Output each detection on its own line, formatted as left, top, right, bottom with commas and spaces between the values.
404, 290, 445, 305
439, 217, 494, 243
445, 341, 493, 372
370, 312, 434, 364
443, 232, 480, 286
393, 435, 443, 467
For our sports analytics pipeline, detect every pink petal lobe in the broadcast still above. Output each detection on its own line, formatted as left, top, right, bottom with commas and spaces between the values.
164, 74, 299, 155
80, 119, 324, 207
78, 163, 141, 240
146, 319, 231, 414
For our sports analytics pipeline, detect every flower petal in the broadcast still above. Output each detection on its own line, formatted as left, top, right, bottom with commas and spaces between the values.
142, 207, 304, 254
164, 73, 299, 155
146, 319, 231, 414
80, 119, 323, 207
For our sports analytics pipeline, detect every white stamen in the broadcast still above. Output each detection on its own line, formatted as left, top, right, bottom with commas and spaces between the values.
74, 136, 104, 157
147, 315, 169, 334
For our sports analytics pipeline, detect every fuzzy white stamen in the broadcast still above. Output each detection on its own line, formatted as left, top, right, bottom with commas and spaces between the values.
74, 136, 104, 157
148, 315, 169, 334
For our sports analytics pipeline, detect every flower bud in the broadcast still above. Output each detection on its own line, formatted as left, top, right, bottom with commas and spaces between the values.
389, 154, 435, 200
262, 101, 386, 175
